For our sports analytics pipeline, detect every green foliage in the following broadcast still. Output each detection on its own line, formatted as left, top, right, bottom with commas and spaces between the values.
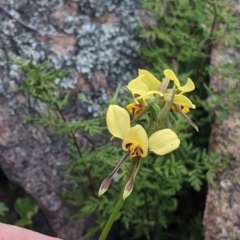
0, 202, 8, 217
14, 197, 39, 227
11, 57, 68, 105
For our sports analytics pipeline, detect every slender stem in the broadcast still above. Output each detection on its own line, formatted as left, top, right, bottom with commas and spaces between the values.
55, 105, 96, 196
98, 195, 125, 240
56, 105, 83, 157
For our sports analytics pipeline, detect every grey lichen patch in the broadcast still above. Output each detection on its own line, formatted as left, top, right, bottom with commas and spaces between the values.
1, 0, 141, 116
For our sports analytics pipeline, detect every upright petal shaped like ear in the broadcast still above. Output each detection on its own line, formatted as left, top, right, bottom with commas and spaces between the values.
163, 69, 181, 89
126, 76, 148, 98
181, 78, 195, 93
148, 129, 180, 155
138, 69, 161, 91
122, 125, 148, 157
106, 105, 130, 140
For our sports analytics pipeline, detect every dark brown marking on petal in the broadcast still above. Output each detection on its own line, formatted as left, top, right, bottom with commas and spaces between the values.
132, 148, 138, 156
132, 107, 137, 115
133, 93, 140, 98
125, 143, 132, 149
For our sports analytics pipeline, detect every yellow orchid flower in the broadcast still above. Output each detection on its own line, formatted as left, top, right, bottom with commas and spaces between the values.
99, 105, 180, 199
107, 105, 180, 156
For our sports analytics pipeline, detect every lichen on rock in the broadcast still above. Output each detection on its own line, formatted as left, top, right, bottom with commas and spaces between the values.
0, 1, 142, 239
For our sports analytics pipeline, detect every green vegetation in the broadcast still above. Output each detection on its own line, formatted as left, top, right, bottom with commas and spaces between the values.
14, 197, 39, 227
0, 202, 8, 217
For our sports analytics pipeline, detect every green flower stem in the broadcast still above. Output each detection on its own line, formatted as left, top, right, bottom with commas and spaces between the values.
99, 159, 137, 240
98, 194, 124, 240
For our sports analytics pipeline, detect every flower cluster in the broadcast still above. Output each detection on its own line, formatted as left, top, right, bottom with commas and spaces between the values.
99, 69, 196, 199
126, 69, 195, 115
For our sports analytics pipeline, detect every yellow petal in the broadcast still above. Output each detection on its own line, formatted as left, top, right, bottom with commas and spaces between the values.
106, 105, 130, 140
180, 78, 195, 93
122, 125, 148, 157
126, 76, 148, 98
138, 69, 161, 91
173, 95, 196, 109
148, 129, 180, 155
163, 69, 181, 89
164, 93, 195, 109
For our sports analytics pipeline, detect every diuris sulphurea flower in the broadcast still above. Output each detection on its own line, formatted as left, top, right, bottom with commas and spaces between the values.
126, 69, 195, 115
98, 105, 180, 199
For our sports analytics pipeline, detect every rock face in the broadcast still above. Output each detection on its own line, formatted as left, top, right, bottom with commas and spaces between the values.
0, 0, 141, 239
203, 3, 240, 239
0, 93, 85, 239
